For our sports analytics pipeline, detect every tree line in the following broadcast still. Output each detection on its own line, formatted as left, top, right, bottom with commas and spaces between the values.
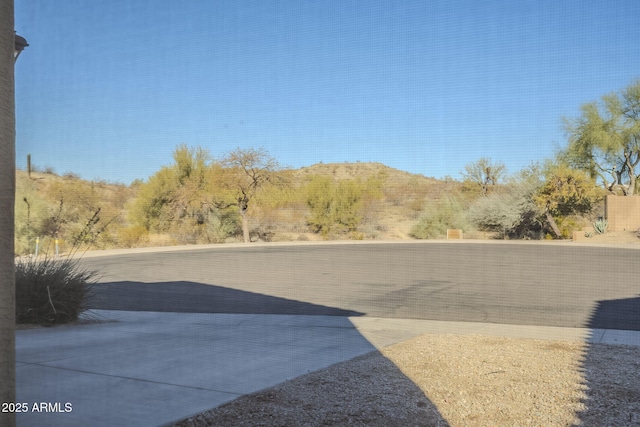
14, 79, 640, 251
413, 79, 640, 240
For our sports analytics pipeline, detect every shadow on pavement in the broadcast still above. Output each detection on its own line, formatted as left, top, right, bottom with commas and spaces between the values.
585, 295, 640, 331
81, 280, 451, 426
574, 294, 640, 425
89, 280, 362, 317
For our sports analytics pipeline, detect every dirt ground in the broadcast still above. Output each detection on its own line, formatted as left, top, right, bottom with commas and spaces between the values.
573, 229, 640, 245
173, 334, 640, 427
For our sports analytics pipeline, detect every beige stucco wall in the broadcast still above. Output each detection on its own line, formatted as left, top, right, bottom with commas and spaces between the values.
605, 195, 640, 232
0, 1, 17, 425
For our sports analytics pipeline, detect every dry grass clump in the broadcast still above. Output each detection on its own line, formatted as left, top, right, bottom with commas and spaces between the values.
15, 256, 98, 325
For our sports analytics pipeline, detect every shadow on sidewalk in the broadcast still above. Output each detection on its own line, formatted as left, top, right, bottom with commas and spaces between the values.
574, 295, 640, 425
84, 280, 451, 426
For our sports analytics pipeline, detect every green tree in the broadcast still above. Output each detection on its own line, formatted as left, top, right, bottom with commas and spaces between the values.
131, 145, 232, 243
333, 179, 365, 232
130, 166, 178, 232
170, 145, 212, 230
305, 175, 335, 236
534, 164, 601, 238
563, 80, 640, 195
305, 176, 366, 236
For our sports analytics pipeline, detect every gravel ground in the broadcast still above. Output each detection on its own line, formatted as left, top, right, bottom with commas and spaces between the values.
172, 334, 640, 427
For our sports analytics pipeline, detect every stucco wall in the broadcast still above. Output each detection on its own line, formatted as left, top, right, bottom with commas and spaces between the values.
0, 1, 17, 424
605, 195, 640, 232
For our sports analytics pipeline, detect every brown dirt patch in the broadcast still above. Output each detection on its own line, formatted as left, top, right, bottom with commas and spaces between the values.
577, 230, 640, 245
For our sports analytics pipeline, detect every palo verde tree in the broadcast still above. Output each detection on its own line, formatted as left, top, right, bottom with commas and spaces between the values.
461, 158, 506, 196
216, 147, 282, 243
305, 174, 383, 238
305, 176, 364, 236
131, 145, 224, 243
533, 163, 601, 238
563, 80, 640, 196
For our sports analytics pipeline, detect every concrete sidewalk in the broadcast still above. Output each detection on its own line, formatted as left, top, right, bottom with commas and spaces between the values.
16, 310, 640, 427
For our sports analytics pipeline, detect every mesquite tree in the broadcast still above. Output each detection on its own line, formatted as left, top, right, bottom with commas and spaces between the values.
461, 158, 506, 196
218, 148, 281, 243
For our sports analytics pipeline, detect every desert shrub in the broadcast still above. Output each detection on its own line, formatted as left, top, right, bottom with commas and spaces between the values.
305, 174, 384, 237
129, 145, 250, 244
410, 195, 472, 239
162, 207, 241, 245
249, 226, 275, 242
168, 222, 207, 245
383, 175, 430, 208
63, 171, 81, 180
250, 182, 306, 237
15, 173, 52, 254
555, 216, 588, 239
147, 233, 177, 247
305, 176, 364, 236
15, 171, 128, 254
15, 257, 98, 325
468, 168, 545, 239
118, 225, 150, 247
205, 208, 241, 242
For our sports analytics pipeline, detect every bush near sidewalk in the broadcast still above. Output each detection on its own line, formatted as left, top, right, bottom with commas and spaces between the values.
15, 256, 98, 325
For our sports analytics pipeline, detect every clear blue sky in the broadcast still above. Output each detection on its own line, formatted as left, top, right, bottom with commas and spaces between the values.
14, 0, 640, 185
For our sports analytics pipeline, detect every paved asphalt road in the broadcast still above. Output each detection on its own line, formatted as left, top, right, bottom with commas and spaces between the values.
82, 241, 640, 331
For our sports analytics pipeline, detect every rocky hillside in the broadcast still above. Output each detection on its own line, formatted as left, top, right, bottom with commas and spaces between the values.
15, 163, 460, 253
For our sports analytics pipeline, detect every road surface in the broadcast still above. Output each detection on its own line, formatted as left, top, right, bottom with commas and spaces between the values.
82, 241, 640, 330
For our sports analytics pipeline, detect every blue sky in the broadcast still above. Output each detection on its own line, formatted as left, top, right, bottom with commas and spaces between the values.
14, 0, 640, 185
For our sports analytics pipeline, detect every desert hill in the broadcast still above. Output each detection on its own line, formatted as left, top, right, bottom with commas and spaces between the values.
15, 162, 459, 254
